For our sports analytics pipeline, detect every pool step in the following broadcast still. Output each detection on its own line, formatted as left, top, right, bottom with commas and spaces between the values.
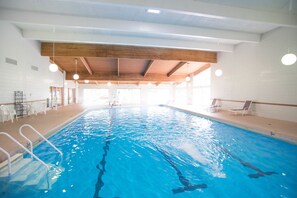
10, 161, 41, 182
36, 165, 64, 190
0, 157, 32, 179
0, 158, 63, 190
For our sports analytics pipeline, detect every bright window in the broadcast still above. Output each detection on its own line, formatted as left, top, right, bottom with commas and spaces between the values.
147, 88, 171, 104
192, 68, 211, 106
117, 89, 140, 104
83, 89, 109, 105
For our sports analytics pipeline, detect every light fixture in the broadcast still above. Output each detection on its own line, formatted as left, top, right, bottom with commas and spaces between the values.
148, 82, 152, 86
215, 69, 223, 77
49, 42, 58, 72
107, 82, 111, 86
73, 58, 79, 80
281, 53, 297, 65
147, 9, 160, 14
185, 62, 191, 82
84, 80, 89, 84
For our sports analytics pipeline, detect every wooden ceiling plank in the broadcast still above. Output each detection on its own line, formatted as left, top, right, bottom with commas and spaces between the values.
191, 63, 211, 76
80, 57, 93, 75
66, 72, 185, 82
167, 61, 187, 77
143, 60, 154, 77
41, 43, 217, 63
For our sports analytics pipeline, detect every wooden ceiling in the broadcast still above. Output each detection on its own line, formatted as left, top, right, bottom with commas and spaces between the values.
42, 43, 216, 84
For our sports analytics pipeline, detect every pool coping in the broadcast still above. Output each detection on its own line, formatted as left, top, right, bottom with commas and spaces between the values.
166, 105, 297, 145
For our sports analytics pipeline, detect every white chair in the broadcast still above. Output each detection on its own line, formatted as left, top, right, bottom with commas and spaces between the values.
0, 105, 17, 123
208, 98, 221, 112
229, 100, 253, 116
30, 102, 47, 115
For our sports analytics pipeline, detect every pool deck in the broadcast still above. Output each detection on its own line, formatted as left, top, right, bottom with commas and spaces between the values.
0, 104, 297, 162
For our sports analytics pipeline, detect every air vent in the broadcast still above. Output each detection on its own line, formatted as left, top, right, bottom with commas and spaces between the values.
31, 65, 39, 71
5, 57, 18, 65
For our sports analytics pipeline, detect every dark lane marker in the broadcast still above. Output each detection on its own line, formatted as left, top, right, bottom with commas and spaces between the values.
93, 138, 111, 198
155, 146, 207, 194
221, 147, 277, 178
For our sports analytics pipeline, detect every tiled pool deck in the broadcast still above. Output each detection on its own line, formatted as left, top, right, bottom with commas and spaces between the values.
0, 104, 296, 163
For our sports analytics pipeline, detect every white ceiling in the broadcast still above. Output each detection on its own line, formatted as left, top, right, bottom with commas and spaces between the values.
0, 0, 296, 52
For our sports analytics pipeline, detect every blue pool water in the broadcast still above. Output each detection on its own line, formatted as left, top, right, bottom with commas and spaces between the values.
1, 107, 297, 197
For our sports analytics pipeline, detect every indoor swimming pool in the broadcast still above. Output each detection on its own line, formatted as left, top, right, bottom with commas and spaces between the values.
1, 106, 296, 197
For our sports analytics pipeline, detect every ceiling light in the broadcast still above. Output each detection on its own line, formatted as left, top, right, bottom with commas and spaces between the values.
73, 74, 79, 80
147, 9, 160, 14
107, 82, 111, 86
49, 42, 58, 72
215, 69, 223, 77
84, 80, 89, 84
73, 58, 79, 80
49, 63, 58, 72
185, 76, 191, 82
281, 53, 297, 65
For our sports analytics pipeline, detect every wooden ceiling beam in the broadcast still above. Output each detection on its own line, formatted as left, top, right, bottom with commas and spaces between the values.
66, 72, 185, 82
41, 43, 217, 62
80, 57, 93, 75
167, 61, 187, 77
191, 63, 211, 76
143, 60, 154, 77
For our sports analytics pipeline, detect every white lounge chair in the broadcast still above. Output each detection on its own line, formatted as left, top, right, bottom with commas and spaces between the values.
229, 100, 253, 116
0, 105, 18, 123
208, 98, 221, 112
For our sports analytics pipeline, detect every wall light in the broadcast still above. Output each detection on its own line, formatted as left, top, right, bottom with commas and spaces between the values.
84, 80, 89, 84
107, 82, 111, 86
185, 76, 191, 82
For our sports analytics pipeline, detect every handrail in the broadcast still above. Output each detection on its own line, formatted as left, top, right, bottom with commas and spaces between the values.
0, 147, 11, 175
19, 124, 63, 165
0, 132, 50, 189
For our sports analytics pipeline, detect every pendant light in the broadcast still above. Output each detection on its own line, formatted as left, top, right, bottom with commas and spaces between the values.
281, 53, 296, 65
215, 69, 223, 77
185, 62, 191, 82
49, 42, 58, 72
281, 1, 296, 66
73, 58, 79, 80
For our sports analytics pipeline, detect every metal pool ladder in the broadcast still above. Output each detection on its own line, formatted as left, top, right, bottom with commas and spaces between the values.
19, 124, 63, 165
0, 132, 51, 189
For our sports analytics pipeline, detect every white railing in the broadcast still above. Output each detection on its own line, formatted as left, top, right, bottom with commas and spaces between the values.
0, 146, 11, 175
0, 132, 50, 189
19, 124, 63, 165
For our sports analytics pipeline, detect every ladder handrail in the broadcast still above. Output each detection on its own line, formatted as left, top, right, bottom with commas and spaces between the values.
19, 124, 63, 165
0, 132, 50, 189
0, 146, 11, 175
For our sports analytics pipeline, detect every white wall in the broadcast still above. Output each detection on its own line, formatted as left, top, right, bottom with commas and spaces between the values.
0, 22, 64, 104
211, 27, 297, 122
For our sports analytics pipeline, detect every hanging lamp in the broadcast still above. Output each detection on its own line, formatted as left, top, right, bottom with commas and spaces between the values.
49, 42, 58, 72
73, 58, 79, 80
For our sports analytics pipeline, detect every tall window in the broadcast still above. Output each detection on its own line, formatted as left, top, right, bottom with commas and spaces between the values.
192, 68, 211, 106
175, 82, 187, 104
147, 88, 171, 104
83, 89, 109, 105
117, 89, 140, 104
